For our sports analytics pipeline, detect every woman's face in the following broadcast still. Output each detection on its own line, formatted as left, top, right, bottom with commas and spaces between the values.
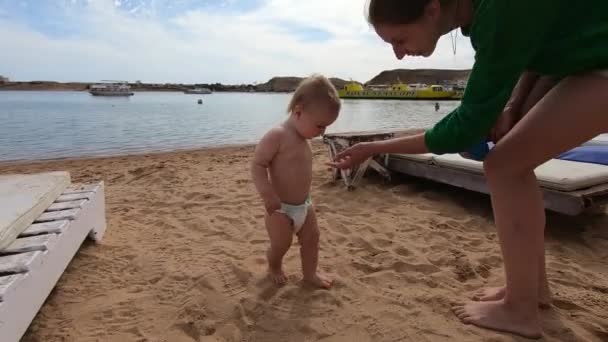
373, 1, 442, 60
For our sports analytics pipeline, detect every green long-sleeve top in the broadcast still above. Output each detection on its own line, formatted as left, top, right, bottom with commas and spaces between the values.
425, 0, 608, 154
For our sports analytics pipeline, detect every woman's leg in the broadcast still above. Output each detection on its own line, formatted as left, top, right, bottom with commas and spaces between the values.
475, 75, 558, 306
453, 73, 608, 339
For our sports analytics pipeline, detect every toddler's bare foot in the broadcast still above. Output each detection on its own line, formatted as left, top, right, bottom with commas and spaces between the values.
304, 273, 333, 289
267, 248, 287, 286
472, 286, 552, 308
268, 268, 288, 286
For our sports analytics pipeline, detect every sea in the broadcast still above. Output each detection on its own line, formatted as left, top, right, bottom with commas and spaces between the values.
0, 90, 459, 162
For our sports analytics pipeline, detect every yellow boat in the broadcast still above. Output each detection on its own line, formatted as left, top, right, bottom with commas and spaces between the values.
338, 81, 463, 100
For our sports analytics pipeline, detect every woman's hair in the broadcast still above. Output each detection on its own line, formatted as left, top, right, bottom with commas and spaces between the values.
287, 74, 341, 114
366, 0, 449, 26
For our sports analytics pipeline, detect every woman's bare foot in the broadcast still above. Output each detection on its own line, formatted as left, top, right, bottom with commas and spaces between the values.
472, 286, 552, 308
304, 273, 333, 289
452, 300, 542, 339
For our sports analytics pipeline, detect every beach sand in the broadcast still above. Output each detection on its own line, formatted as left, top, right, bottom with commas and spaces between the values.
1, 143, 607, 342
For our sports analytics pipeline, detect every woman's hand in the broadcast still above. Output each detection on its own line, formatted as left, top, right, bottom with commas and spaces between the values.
327, 142, 374, 169
489, 105, 520, 143
489, 74, 557, 143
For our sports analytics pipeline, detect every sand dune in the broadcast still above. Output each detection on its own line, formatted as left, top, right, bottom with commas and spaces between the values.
1, 143, 607, 342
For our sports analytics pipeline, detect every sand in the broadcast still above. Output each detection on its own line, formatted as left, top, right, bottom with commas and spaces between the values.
1, 143, 607, 342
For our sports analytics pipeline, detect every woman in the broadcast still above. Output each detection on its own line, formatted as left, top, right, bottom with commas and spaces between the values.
330, 0, 608, 339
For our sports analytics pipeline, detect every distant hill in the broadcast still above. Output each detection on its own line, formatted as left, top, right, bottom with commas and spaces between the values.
366, 69, 471, 85
0, 70, 472, 93
254, 77, 352, 93
0, 81, 89, 91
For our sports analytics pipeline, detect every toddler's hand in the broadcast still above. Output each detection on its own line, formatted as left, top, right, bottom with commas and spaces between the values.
263, 194, 281, 215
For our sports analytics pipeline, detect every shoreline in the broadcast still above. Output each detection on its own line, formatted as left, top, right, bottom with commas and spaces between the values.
0, 142, 259, 166
0, 130, 426, 166
0, 138, 328, 166
0, 88, 291, 93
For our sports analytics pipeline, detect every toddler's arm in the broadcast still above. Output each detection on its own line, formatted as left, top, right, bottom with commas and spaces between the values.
251, 128, 282, 214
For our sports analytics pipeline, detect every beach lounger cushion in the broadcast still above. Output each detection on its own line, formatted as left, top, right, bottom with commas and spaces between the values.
433, 154, 608, 191
558, 145, 608, 166
392, 153, 435, 163
0, 172, 71, 251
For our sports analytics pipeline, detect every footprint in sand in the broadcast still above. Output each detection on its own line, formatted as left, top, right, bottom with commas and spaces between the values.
453, 260, 477, 282
393, 246, 413, 257
215, 215, 243, 225
185, 192, 221, 201
474, 263, 491, 278
208, 260, 251, 298
552, 298, 588, 311
333, 223, 350, 234
371, 238, 393, 248
365, 317, 413, 341
391, 261, 441, 275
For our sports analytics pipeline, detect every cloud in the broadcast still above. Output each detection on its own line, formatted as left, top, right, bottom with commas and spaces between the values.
0, 0, 475, 83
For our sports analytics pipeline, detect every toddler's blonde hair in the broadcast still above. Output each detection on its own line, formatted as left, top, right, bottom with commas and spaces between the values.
287, 74, 341, 114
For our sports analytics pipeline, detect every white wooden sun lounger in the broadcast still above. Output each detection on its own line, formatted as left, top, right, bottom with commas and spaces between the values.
323, 130, 421, 190
323, 130, 608, 215
388, 153, 608, 215
0, 173, 106, 342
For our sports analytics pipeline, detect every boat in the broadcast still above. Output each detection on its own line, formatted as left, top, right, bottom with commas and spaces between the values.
89, 81, 134, 96
338, 81, 463, 100
184, 87, 212, 94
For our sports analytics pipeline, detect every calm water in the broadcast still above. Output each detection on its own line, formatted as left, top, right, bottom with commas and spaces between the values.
0, 91, 459, 162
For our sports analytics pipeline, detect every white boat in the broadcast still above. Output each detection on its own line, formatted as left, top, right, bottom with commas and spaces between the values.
89, 81, 134, 96
184, 87, 212, 94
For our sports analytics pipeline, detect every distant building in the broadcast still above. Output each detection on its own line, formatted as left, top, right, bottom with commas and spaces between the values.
0, 75, 8, 83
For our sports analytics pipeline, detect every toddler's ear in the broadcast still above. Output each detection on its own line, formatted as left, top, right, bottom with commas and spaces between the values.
292, 104, 303, 118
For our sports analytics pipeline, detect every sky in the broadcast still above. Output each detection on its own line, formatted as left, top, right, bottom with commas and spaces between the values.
0, 0, 475, 84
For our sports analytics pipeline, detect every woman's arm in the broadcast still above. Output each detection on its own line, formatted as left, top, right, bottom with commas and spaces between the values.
506, 71, 540, 114
368, 133, 428, 154
489, 71, 540, 142
424, 2, 560, 153
327, 133, 427, 169
490, 73, 558, 142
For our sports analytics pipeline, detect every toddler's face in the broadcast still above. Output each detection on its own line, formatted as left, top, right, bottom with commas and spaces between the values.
295, 104, 339, 139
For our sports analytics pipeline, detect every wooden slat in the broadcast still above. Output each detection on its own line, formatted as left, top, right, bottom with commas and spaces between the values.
63, 183, 101, 194
323, 130, 397, 140
0, 251, 43, 274
2, 235, 57, 254
323, 131, 397, 190
326, 140, 340, 181
20, 220, 69, 237
387, 156, 589, 216
369, 158, 391, 180
56, 193, 91, 202
0, 274, 24, 302
47, 199, 87, 212
35, 208, 80, 223
349, 157, 373, 190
